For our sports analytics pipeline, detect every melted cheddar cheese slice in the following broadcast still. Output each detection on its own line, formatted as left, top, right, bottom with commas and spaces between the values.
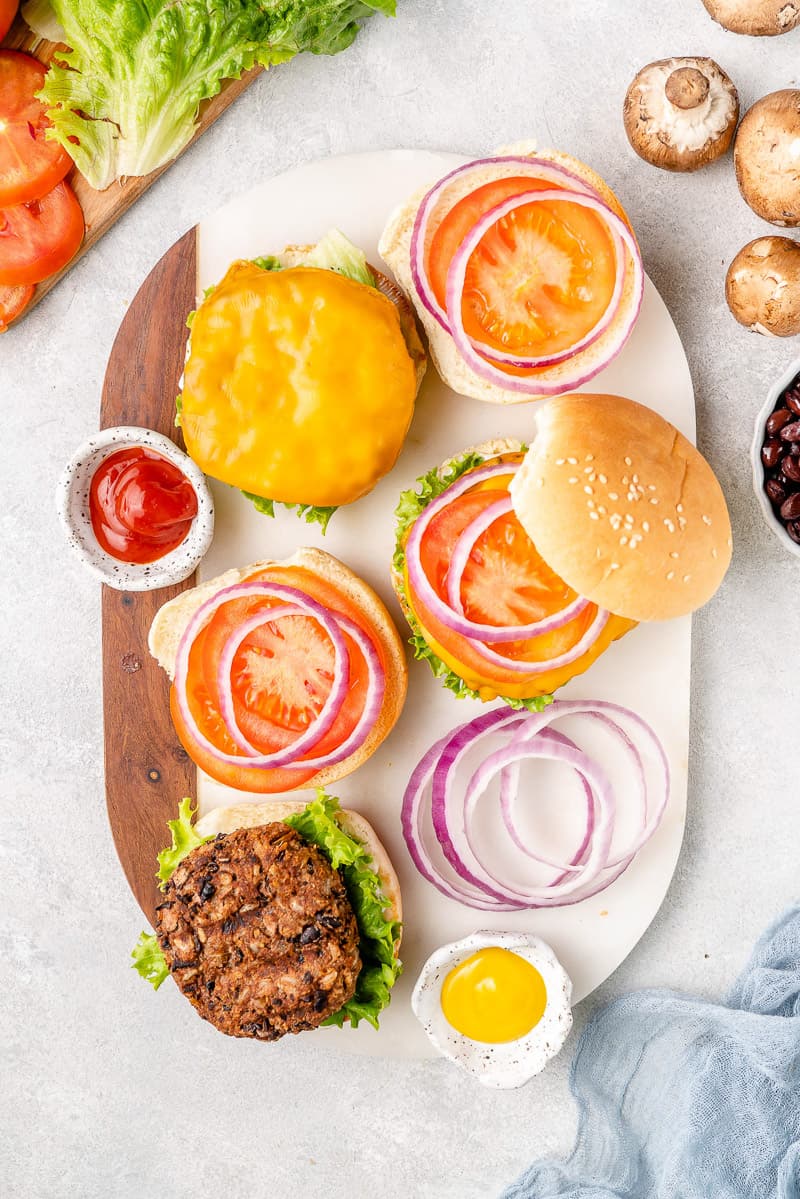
181, 262, 417, 507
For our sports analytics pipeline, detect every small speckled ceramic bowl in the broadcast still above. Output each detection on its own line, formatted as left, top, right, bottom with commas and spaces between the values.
751, 359, 800, 561
57, 426, 214, 591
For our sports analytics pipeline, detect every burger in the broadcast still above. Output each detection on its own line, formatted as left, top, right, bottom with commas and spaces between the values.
179, 230, 426, 531
392, 393, 732, 707
148, 548, 408, 794
132, 793, 402, 1039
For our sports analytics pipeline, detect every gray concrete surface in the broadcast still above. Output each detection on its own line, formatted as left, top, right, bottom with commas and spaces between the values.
3, 2, 799, 1195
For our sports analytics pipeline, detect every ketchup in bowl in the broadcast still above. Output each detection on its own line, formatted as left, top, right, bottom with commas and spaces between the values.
90, 446, 199, 565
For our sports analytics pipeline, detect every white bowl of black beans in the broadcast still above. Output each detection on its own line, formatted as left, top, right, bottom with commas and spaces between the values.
752, 359, 800, 558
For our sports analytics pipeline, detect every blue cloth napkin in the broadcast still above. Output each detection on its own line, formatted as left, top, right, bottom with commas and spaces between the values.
502, 903, 800, 1199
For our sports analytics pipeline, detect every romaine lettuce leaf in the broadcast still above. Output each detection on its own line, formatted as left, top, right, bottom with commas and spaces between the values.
285, 791, 402, 1030
300, 229, 375, 287
242, 491, 337, 532
26, 0, 395, 190
156, 796, 213, 891
131, 932, 169, 990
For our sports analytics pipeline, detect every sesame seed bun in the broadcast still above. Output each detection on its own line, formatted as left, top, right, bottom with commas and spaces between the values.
148, 548, 408, 791
509, 394, 732, 622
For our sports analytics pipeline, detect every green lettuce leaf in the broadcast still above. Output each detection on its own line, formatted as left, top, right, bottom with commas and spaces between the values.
393, 450, 553, 713
242, 491, 337, 533
285, 791, 402, 1030
131, 931, 169, 991
27, 0, 394, 191
299, 229, 374, 287
156, 796, 213, 891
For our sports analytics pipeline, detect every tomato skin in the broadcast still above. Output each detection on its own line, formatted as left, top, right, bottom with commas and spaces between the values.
0, 50, 72, 207
176, 564, 386, 793
0, 279, 31, 329
0, 3, 19, 46
0, 180, 84, 285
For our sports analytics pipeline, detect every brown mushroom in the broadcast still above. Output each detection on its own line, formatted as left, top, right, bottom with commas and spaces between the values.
701, 0, 800, 35
623, 58, 739, 172
726, 236, 800, 335
734, 91, 800, 225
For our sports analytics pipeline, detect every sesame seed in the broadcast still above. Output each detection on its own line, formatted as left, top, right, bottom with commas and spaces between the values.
589, 471, 597, 483
664, 519, 675, 533
650, 498, 659, 505
588, 500, 596, 510
622, 475, 629, 485
676, 504, 683, 513
642, 521, 650, 533
678, 516, 687, 529
648, 484, 657, 492
625, 456, 632, 466
567, 457, 578, 465
596, 547, 603, 559
666, 571, 675, 581
632, 474, 639, 484
670, 551, 679, 559
597, 505, 606, 515
598, 473, 607, 484
586, 454, 594, 461
702, 515, 712, 526
712, 548, 718, 559
589, 511, 599, 521
568, 476, 579, 484
610, 515, 622, 530
556, 458, 565, 466
608, 491, 619, 501
584, 465, 593, 474
584, 485, 593, 495
620, 535, 629, 546
609, 562, 620, 571
683, 574, 691, 583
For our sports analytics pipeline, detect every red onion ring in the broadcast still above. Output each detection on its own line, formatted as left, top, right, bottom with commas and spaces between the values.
410, 156, 603, 334
445, 190, 645, 395
468, 607, 610, 676
217, 604, 348, 763
173, 580, 385, 774
405, 459, 589, 644
401, 701, 670, 911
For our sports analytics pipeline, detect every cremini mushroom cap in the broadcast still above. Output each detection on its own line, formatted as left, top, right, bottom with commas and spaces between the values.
701, 0, 800, 35
734, 91, 800, 226
623, 57, 739, 172
726, 237, 800, 336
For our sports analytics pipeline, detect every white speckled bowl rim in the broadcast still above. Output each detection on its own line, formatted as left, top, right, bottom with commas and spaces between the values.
751, 358, 800, 561
410, 931, 573, 1089
56, 426, 215, 591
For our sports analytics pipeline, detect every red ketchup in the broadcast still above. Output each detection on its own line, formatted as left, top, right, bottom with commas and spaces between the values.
89, 446, 198, 565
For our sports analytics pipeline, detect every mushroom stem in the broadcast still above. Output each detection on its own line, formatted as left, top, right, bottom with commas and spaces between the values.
666, 67, 710, 110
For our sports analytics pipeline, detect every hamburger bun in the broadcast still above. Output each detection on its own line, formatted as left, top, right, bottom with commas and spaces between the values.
149, 547, 408, 790
195, 800, 403, 932
510, 393, 732, 621
379, 142, 641, 405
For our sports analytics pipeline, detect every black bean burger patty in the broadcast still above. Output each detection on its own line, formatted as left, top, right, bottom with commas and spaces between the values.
155, 823, 361, 1040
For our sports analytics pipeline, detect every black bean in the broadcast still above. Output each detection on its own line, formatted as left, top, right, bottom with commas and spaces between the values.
766, 479, 786, 506
299, 924, 321, 944
319, 914, 341, 929
781, 493, 800, 521
767, 408, 792, 436
199, 880, 216, 901
313, 990, 329, 1012
780, 421, 800, 443
762, 440, 783, 469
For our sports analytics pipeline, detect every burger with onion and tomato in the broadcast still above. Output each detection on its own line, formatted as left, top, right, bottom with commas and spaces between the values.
392, 393, 732, 708
379, 143, 644, 403
133, 793, 402, 1039
148, 548, 407, 793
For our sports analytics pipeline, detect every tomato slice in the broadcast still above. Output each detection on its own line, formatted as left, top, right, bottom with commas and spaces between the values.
0, 180, 84, 285
406, 463, 636, 698
173, 564, 384, 794
0, 3, 18, 43
427, 175, 617, 362
0, 51, 72, 207
0, 279, 31, 330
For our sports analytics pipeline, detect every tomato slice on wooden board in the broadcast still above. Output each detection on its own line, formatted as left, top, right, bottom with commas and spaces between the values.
427, 175, 618, 362
0, 179, 84, 285
0, 279, 32, 330
0, 3, 19, 46
0, 51, 72, 207
172, 564, 384, 794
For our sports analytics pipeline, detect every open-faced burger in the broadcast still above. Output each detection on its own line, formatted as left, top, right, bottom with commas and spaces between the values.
392, 393, 732, 707
148, 548, 407, 792
179, 230, 426, 530
380, 143, 644, 403
133, 793, 402, 1039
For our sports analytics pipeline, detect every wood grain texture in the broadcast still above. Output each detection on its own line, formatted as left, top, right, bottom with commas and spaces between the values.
100, 228, 198, 923
5, 14, 261, 325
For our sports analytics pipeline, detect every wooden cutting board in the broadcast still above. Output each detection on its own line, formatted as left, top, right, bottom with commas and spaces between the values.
100, 229, 199, 924
5, 14, 260, 324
